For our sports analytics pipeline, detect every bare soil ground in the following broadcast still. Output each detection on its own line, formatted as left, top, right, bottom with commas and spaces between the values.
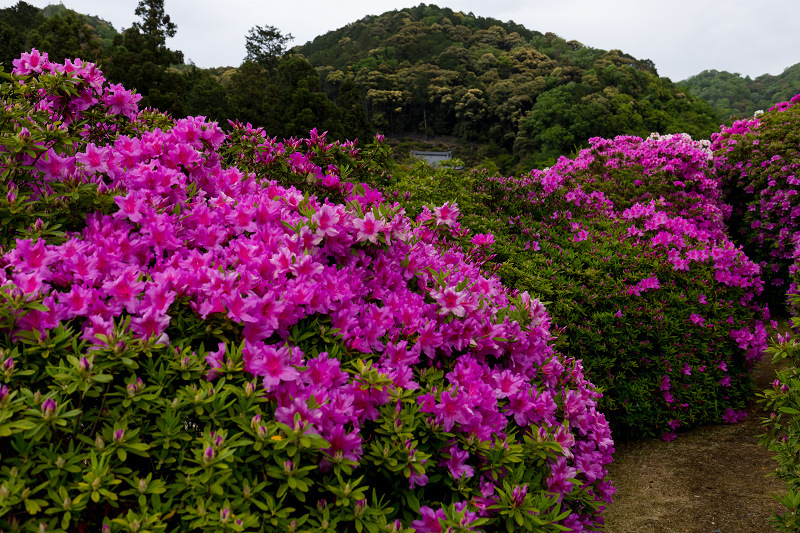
604, 356, 787, 533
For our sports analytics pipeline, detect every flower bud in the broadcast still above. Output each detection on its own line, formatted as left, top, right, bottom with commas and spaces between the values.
257, 425, 268, 439
41, 398, 56, 420
219, 507, 231, 523
91, 477, 101, 490
138, 478, 148, 492
317, 498, 327, 512
354, 499, 367, 518
95, 434, 105, 449
55, 456, 65, 469
0, 384, 9, 403
283, 460, 294, 475
113, 429, 124, 444
78, 356, 91, 373
245, 381, 256, 397
512, 484, 528, 506
203, 446, 215, 464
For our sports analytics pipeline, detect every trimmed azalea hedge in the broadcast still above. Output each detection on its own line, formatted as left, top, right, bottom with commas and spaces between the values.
0, 52, 614, 532
380, 133, 771, 440
712, 94, 800, 311
747, 93, 800, 532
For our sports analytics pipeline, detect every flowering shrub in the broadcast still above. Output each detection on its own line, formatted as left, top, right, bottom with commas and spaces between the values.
0, 52, 614, 531
745, 94, 800, 532
385, 133, 770, 440
712, 94, 800, 310
759, 312, 800, 532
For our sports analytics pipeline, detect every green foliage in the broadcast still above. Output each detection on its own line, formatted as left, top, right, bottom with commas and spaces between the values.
298, 6, 719, 171
681, 64, 800, 123
244, 25, 294, 69
0, 1, 46, 71
226, 56, 372, 142
760, 315, 800, 532
28, 8, 103, 64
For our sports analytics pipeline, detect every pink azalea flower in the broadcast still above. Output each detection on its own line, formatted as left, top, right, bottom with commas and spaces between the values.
352, 210, 385, 243
430, 286, 468, 317
433, 202, 459, 227
243, 342, 301, 389
411, 506, 445, 533
440, 444, 474, 480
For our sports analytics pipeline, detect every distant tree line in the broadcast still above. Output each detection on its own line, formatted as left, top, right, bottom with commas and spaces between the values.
3, 1, 742, 170
679, 65, 800, 122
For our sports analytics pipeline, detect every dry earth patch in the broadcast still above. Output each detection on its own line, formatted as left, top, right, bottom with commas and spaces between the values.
604, 357, 787, 533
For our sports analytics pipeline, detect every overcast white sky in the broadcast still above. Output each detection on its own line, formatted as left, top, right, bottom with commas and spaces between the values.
5, 0, 799, 82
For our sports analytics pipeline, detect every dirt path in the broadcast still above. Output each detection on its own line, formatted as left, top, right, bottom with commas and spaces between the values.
604, 357, 787, 533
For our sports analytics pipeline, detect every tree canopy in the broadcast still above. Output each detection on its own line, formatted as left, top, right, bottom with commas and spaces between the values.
298, 4, 720, 169
680, 64, 800, 121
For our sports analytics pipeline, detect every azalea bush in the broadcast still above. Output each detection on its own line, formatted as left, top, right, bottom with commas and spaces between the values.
749, 94, 800, 533
0, 51, 614, 532
712, 94, 800, 311
759, 310, 800, 532
383, 134, 770, 440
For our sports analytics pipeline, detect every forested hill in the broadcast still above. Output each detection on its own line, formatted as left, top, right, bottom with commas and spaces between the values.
679, 63, 800, 121
296, 4, 720, 168
2, 1, 725, 171
0, 2, 118, 67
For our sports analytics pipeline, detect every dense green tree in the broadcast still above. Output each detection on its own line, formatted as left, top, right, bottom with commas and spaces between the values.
244, 24, 293, 68
681, 64, 800, 122
183, 67, 232, 123
227, 60, 278, 131
0, 1, 45, 70
28, 9, 103, 64
106, 0, 185, 115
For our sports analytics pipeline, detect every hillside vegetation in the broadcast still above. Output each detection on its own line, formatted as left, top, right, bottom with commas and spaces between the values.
2, 1, 728, 172
680, 63, 800, 122
298, 4, 720, 169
